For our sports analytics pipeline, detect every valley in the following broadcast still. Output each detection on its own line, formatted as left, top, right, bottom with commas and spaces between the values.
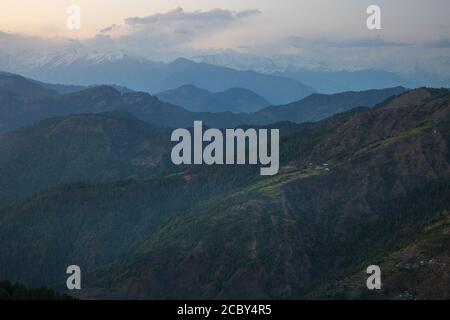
0, 78, 449, 299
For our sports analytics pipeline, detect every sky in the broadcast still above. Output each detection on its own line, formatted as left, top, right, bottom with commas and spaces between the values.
0, 0, 449, 77
1, 0, 449, 41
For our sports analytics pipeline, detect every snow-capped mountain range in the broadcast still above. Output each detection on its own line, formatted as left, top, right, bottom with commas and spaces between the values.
1, 49, 445, 100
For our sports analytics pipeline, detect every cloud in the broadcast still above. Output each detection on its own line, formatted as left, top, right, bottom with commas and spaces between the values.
0, 7, 261, 65
286, 36, 410, 49
335, 38, 410, 48
123, 6, 239, 27
235, 9, 261, 18
99, 24, 120, 34
1, 6, 448, 79
121, 7, 259, 27
428, 37, 450, 48
96, 7, 260, 57
0, 31, 75, 54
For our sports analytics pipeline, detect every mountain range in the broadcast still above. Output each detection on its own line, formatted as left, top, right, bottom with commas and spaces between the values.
156, 84, 270, 113
3, 49, 447, 100
274, 68, 418, 94
0, 72, 408, 133
0, 87, 450, 299
1, 54, 314, 105
192, 53, 428, 91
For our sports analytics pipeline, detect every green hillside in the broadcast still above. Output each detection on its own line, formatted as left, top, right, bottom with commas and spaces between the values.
0, 111, 172, 207
0, 281, 74, 300
308, 211, 450, 299
1, 88, 449, 299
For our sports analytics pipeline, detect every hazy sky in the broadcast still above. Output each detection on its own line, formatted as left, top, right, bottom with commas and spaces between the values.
0, 1, 449, 76
1, 0, 449, 41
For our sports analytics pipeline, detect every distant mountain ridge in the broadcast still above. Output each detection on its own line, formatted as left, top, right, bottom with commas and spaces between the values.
1, 70, 134, 95
0, 71, 57, 99
0, 72, 408, 133
156, 84, 270, 113
1, 54, 315, 105
275, 68, 417, 94
253, 86, 408, 124
191, 53, 421, 92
